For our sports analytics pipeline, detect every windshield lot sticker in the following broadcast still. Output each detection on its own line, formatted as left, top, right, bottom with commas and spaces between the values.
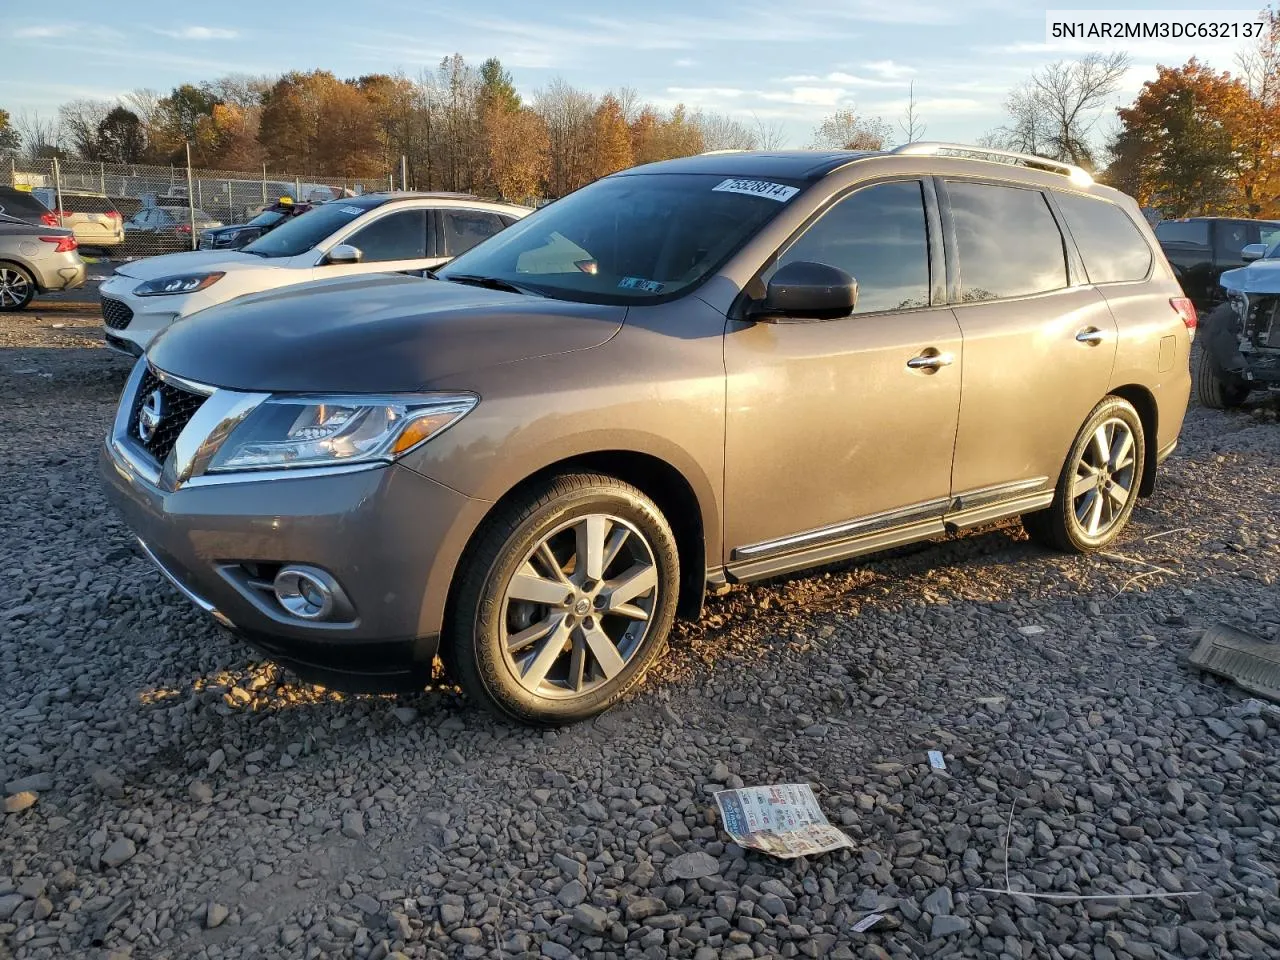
619, 276, 664, 293
712, 178, 799, 202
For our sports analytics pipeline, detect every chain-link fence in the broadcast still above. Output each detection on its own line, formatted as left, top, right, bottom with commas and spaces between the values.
4, 155, 397, 259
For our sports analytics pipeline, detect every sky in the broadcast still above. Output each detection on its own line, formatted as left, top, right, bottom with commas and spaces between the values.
0, 1, 1271, 148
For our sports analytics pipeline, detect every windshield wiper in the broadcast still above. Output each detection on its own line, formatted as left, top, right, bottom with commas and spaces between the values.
443, 274, 541, 296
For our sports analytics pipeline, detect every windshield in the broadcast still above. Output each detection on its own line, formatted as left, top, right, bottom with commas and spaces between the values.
243, 197, 385, 258
247, 210, 285, 228
437, 173, 804, 304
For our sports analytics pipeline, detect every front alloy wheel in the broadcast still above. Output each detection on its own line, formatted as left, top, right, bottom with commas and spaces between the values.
502, 514, 659, 699
0, 265, 35, 311
449, 474, 680, 724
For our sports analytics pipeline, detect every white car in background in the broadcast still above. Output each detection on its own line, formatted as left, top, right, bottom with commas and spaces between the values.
99, 192, 531, 356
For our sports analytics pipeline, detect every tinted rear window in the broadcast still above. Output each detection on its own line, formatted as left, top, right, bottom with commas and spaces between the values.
1056, 192, 1152, 284
63, 195, 117, 214
947, 181, 1067, 302
1155, 220, 1209, 245
0, 188, 51, 221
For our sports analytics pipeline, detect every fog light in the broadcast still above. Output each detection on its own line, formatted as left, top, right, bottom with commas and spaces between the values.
273, 565, 338, 621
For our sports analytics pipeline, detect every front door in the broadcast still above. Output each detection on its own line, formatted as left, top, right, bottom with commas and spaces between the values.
939, 179, 1118, 503
319, 208, 441, 279
723, 179, 963, 577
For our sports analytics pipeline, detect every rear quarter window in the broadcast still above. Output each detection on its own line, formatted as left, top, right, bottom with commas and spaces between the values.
1155, 220, 1209, 246
1055, 192, 1152, 284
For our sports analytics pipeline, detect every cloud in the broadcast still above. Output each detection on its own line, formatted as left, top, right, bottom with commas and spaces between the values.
673, 58, 698, 68
864, 60, 916, 79
760, 86, 849, 107
825, 71, 910, 89
15, 25, 72, 38
151, 26, 239, 40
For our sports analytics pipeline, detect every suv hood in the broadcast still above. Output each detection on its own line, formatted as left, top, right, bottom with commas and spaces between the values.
1220, 258, 1280, 295
115, 249, 265, 279
147, 273, 626, 393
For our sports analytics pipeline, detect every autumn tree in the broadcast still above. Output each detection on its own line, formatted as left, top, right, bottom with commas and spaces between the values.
810, 108, 892, 150
590, 94, 633, 178
477, 59, 548, 200
899, 81, 926, 143
259, 71, 379, 176
693, 110, 757, 151
359, 73, 421, 181
1110, 59, 1253, 216
1235, 7, 1280, 216
631, 104, 705, 164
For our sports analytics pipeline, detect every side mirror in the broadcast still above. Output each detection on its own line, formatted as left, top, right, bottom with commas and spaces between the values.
752, 261, 858, 322
1241, 243, 1267, 262
326, 243, 363, 265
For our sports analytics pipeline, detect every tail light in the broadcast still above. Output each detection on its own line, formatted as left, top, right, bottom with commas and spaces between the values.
40, 212, 58, 227
177, 223, 192, 233
39, 236, 78, 253
1171, 297, 1197, 338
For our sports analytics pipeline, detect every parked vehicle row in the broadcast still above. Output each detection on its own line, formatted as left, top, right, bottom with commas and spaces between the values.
0, 211, 85, 310
99, 192, 529, 356
99, 144, 1195, 724
198, 199, 313, 251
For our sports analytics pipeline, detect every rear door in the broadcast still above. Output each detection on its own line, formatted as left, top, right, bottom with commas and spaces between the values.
438, 208, 510, 262
941, 178, 1118, 508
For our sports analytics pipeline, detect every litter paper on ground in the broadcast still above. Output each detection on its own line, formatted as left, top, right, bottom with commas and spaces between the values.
714, 783, 855, 859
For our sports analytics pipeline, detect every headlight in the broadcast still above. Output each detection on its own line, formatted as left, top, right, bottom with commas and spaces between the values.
206, 394, 477, 473
133, 272, 224, 297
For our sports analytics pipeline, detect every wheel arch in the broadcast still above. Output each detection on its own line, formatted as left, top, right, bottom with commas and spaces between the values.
0, 258, 41, 289
1108, 384, 1158, 496
443, 450, 711, 637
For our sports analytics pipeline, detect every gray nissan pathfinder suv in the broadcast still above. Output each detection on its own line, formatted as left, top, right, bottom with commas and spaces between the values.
101, 144, 1194, 724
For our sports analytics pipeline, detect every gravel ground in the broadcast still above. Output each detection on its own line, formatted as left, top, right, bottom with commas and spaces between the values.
2, 311, 1278, 960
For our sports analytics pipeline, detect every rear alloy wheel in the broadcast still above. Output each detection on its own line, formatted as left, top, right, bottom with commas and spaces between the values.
449, 474, 679, 724
1023, 396, 1145, 553
0, 264, 35, 311
1193, 343, 1249, 410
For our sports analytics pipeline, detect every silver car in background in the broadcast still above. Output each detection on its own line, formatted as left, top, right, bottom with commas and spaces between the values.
0, 213, 87, 310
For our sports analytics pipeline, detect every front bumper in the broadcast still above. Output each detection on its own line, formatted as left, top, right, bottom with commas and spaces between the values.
100, 432, 486, 692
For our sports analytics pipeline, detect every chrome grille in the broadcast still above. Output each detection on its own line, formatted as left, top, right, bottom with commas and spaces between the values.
102, 297, 133, 330
125, 369, 207, 465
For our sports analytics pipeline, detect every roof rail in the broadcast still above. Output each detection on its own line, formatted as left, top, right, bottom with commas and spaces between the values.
699, 149, 748, 155
890, 141, 1093, 186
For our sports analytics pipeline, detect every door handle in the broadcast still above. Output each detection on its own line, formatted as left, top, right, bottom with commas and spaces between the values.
1076, 327, 1105, 345
907, 351, 954, 370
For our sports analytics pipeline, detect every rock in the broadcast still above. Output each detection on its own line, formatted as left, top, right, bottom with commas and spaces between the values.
922, 887, 953, 916
626, 897, 666, 921
571, 903, 609, 934
206, 902, 229, 928
342, 811, 366, 838
557, 879, 587, 908
931, 916, 970, 938
5, 773, 52, 794
392, 707, 418, 724
207, 749, 225, 774
101, 837, 136, 868
665, 852, 719, 880
189, 780, 213, 803
451, 927, 483, 945
3, 791, 37, 813
0, 894, 24, 921
352, 893, 381, 914
1177, 926, 1209, 957
91, 769, 124, 798
944, 824, 970, 854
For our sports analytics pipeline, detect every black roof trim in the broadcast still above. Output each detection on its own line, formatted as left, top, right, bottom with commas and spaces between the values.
610, 150, 879, 182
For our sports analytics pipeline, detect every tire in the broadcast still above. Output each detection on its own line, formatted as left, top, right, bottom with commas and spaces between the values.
1193, 343, 1249, 410
1022, 396, 1146, 553
447, 473, 680, 725
0, 263, 36, 311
